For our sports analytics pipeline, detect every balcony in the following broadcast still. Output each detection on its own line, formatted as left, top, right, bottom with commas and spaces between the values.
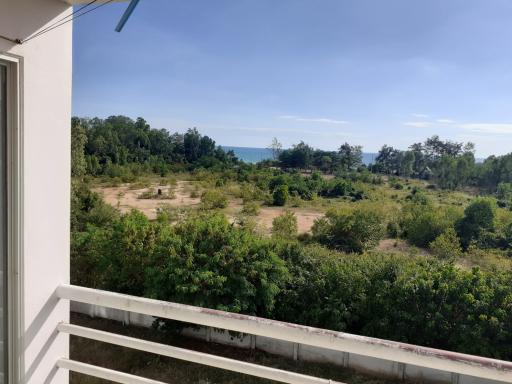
52, 284, 512, 384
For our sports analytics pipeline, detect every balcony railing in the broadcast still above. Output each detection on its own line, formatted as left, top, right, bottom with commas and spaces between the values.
55, 284, 512, 384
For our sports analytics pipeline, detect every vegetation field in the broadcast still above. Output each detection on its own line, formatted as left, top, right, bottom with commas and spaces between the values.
70, 115, 512, 374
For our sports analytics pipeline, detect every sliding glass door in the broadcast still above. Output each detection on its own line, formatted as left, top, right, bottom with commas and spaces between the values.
0, 62, 7, 383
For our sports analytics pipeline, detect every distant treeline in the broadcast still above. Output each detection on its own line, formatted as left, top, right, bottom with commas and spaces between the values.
71, 116, 238, 178
274, 136, 512, 192
72, 115, 512, 193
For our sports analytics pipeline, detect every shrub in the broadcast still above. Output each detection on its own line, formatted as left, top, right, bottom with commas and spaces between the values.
138, 187, 176, 200
312, 205, 385, 253
456, 197, 497, 249
145, 213, 289, 316
200, 189, 228, 209
429, 228, 462, 260
272, 211, 298, 240
241, 201, 261, 216
273, 185, 289, 206
401, 203, 461, 248
274, 247, 512, 360
190, 186, 200, 198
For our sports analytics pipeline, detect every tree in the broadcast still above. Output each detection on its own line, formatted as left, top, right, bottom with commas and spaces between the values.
279, 141, 313, 169
71, 118, 88, 178
269, 137, 283, 160
497, 182, 512, 206
184, 128, 201, 162
338, 143, 363, 172
374, 145, 400, 174
400, 151, 415, 177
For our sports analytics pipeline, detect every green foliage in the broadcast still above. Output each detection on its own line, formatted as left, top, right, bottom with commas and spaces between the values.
497, 182, 512, 206
401, 203, 461, 247
429, 228, 462, 260
272, 211, 298, 240
241, 201, 261, 216
71, 118, 88, 178
278, 141, 314, 169
272, 185, 289, 206
71, 180, 119, 232
201, 189, 228, 209
275, 248, 512, 359
72, 116, 238, 179
312, 205, 385, 253
456, 197, 497, 249
71, 182, 512, 360
338, 143, 363, 172
373, 136, 475, 189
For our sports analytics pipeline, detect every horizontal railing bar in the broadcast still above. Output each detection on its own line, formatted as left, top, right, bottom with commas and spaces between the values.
58, 323, 344, 384
57, 284, 512, 382
56, 358, 166, 384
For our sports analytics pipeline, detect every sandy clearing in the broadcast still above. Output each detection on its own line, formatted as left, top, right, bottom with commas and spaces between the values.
95, 181, 324, 233
255, 207, 323, 234
93, 181, 200, 219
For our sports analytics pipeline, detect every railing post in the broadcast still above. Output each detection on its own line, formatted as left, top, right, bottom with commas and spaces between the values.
293, 343, 300, 361
341, 352, 349, 368
397, 362, 406, 380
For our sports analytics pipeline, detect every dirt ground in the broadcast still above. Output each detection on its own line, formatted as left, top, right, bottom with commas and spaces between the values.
376, 239, 430, 256
95, 182, 324, 233
94, 181, 201, 219
257, 207, 323, 234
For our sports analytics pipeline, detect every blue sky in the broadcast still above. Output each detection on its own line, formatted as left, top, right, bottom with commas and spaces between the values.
73, 0, 512, 157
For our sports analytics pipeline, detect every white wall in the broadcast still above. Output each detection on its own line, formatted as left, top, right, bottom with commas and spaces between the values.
0, 1, 72, 383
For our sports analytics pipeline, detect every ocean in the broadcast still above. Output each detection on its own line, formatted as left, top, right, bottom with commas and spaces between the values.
222, 146, 378, 165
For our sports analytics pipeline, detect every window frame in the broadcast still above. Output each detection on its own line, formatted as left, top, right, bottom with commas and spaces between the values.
0, 53, 23, 384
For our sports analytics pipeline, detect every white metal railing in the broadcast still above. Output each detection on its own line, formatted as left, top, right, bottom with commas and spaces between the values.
56, 284, 512, 384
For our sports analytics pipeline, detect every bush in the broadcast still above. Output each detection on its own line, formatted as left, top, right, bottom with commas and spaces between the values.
190, 186, 200, 198
145, 213, 289, 316
273, 185, 289, 206
272, 211, 298, 240
201, 189, 228, 209
241, 201, 261, 216
401, 203, 461, 248
138, 187, 176, 200
456, 197, 497, 249
274, 246, 512, 360
312, 205, 385, 253
429, 228, 462, 260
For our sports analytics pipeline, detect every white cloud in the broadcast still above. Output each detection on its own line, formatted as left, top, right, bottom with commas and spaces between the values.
458, 123, 512, 134
436, 119, 456, 124
278, 115, 349, 125
403, 121, 432, 128
411, 113, 429, 118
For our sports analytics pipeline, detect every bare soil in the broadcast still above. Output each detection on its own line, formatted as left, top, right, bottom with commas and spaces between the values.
94, 181, 201, 219
95, 182, 324, 234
